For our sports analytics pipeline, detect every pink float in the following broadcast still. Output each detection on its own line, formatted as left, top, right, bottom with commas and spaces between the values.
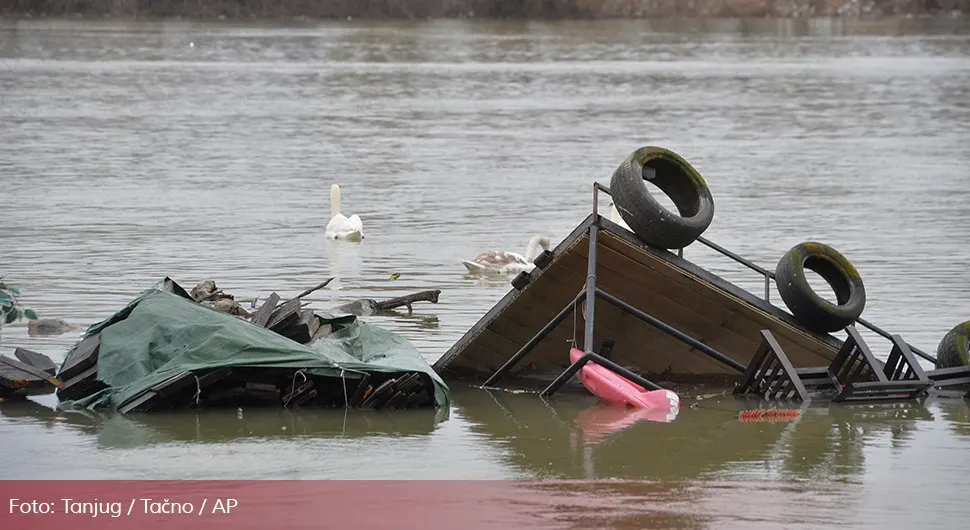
569, 347, 680, 411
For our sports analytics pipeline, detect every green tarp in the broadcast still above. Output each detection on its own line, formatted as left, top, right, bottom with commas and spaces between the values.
58, 282, 449, 411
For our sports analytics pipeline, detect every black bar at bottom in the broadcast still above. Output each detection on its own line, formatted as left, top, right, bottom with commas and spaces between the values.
483, 291, 587, 387
540, 351, 663, 397
595, 288, 747, 373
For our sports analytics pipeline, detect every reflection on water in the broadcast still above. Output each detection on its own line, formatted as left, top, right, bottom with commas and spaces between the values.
1, 16, 970, 525
3, 387, 970, 526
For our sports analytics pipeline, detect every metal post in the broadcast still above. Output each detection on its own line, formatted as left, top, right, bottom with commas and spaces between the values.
483, 291, 587, 387
583, 224, 599, 354
595, 288, 747, 373
540, 351, 664, 397
764, 274, 770, 302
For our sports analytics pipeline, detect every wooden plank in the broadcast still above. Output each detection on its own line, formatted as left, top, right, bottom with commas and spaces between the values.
581, 248, 752, 345
434, 217, 594, 372
585, 236, 839, 365
596, 232, 842, 360
267, 298, 302, 333
833, 380, 931, 403
557, 249, 760, 365
396, 372, 423, 394
249, 292, 281, 328
0, 355, 62, 388
0, 363, 55, 397
348, 373, 371, 407
58, 333, 100, 381
160, 277, 194, 300
282, 380, 315, 405
279, 310, 322, 344
118, 391, 158, 414
441, 213, 861, 384
290, 388, 318, 407
57, 366, 107, 401
474, 242, 742, 377
384, 391, 409, 409
13, 348, 58, 375
453, 246, 729, 380
360, 378, 398, 409
152, 372, 198, 398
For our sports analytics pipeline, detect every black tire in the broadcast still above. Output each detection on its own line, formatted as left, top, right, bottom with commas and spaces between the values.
609, 146, 715, 250
774, 242, 866, 333
935, 321, 970, 369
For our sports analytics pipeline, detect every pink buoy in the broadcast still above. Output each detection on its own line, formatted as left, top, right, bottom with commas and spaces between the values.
569, 348, 679, 411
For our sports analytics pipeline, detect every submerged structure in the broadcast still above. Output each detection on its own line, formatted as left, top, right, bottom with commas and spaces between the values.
1, 278, 449, 412
434, 147, 970, 403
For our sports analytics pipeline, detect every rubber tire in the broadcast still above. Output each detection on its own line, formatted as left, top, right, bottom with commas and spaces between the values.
774, 242, 866, 333
609, 146, 715, 250
935, 321, 970, 369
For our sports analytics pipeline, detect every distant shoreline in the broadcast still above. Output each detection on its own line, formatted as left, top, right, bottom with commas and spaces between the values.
0, 1, 966, 21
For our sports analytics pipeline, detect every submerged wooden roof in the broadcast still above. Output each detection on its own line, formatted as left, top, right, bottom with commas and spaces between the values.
434, 213, 846, 384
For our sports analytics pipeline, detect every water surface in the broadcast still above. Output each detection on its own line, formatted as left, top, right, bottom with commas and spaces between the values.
1, 16, 969, 527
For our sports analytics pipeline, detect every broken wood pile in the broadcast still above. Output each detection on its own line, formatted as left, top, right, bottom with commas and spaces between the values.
0, 277, 444, 413
0, 348, 63, 402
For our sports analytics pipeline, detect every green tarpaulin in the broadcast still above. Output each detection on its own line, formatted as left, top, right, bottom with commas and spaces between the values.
58, 281, 449, 411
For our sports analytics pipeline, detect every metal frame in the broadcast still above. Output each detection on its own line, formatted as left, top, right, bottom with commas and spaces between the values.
484, 181, 940, 400
736, 327, 932, 403
484, 184, 746, 397
597, 182, 935, 364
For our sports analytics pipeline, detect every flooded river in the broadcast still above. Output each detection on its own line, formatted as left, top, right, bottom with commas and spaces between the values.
1, 15, 970, 528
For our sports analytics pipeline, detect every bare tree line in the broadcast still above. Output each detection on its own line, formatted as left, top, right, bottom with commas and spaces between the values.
0, 0, 966, 19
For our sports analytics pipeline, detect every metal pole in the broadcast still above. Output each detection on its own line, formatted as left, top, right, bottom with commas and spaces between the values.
584, 224, 599, 354
595, 288, 747, 373
856, 317, 936, 363
764, 274, 770, 302
540, 351, 664, 397
696, 236, 775, 278
483, 291, 587, 387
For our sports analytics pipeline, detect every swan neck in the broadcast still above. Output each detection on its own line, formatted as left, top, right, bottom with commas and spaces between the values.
331, 186, 341, 217
525, 239, 542, 262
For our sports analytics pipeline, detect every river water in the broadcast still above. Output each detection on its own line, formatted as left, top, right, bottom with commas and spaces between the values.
1, 15, 969, 528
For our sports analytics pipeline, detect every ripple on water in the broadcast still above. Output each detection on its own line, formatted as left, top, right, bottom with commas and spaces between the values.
1, 21, 969, 512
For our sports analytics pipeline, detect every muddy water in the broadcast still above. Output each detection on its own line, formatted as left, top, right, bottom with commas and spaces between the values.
1, 16, 970, 527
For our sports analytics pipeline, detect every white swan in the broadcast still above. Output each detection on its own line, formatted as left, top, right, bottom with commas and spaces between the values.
610, 202, 632, 231
324, 184, 364, 241
462, 235, 551, 275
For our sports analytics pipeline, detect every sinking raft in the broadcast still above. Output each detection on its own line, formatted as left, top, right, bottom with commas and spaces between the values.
434, 147, 970, 404
435, 210, 843, 383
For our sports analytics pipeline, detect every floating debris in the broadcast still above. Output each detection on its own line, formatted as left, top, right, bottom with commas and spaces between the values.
2, 277, 450, 414
334, 290, 441, 317
26, 318, 83, 336
738, 409, 802, 422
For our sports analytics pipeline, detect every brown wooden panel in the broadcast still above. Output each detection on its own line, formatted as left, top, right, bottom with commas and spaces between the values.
439, 217, 842, 384
596, 232, 839, 363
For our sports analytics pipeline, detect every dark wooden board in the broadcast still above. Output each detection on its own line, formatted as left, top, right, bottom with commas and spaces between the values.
249, 292, 281, 328
279, 310, 322, 344
0, 355, 61, 389
57, 365, 107, 401
360, 378, 397, 409
267, 298, 302, 333
13, 348, 58, 375
58, 333, 101, 381
348, 373, 371, 407
118, 391, 158, 414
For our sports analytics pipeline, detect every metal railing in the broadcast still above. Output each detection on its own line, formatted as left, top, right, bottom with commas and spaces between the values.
594, 182, 937, 364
